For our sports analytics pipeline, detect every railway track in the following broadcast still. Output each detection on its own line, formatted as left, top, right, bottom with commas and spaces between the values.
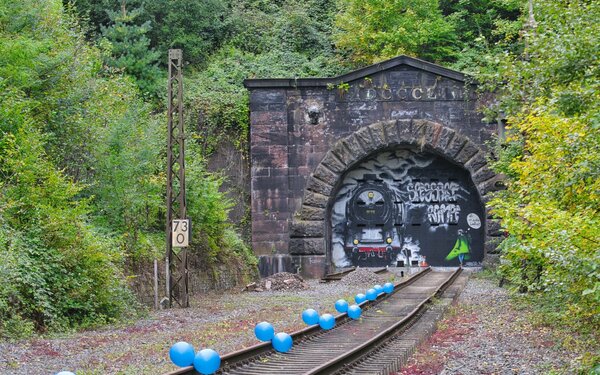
166, 267, 461, 375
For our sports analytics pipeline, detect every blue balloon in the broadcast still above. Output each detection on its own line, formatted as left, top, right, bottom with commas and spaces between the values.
383, 282, 394, 294
301, 308, 319, 325
355, 293, 366, 304
56, 372, 76, 375
254, 321, 275, 341
169, 341, 195, 367
347, 304, 362, 320
374, 284, 383, 295
319, 313, 335, 330
334, 299, 349, 313
193, 349, 221, 375
366, 288, 377, 301
272, 332, 293, 353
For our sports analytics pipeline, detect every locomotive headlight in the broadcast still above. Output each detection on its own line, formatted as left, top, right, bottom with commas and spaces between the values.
368, 191, 374, 199
353, 239, 359, 245
386, 237, 392, 244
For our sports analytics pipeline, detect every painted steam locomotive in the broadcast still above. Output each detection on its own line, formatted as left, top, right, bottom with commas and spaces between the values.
344, 175, 404, 264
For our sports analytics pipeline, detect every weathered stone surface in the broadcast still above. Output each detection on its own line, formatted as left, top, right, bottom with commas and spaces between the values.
396, 119, 419, 144
303, 191, 329, 208
250, 89, 285, 104
369, 121, 389, 148
477, 179, 499, 196
412, 119, 430, 137
331, 141, 357, 167
423, 121, 443, 147
342, 135, 364, 157
435, 127, 456, 150
445, 134, 468, 159
313, 164, 339, 187
251, 124, 288, 145
289, 220, 325, 237
455, 141, 480, 165
482, 254, 500, 268
289, 238, 326, 255
464, 152, 488, 174
306, 176, 334, 196
354, 126, 376, 153
485, 236, 504, 254
472, 166, 496, 185
291, 255, 327, 278
320, 152, 346, 174
257, 254, 296, 277
252, 241, 288, 256
250, 111, 286, 126
486, 219, 503, 236
383, 119, 400, 144
298, 205, 326, 221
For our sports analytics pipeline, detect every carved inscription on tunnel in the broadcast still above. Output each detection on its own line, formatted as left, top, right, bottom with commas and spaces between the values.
337, 70, 471, 102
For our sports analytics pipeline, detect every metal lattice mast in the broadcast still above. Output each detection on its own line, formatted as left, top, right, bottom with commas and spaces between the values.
166, 49, 189, 308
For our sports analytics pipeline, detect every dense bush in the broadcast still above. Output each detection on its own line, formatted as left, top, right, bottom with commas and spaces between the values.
485, 0, 600, 331
0, 0, 254, 337
0, 0, 137, 335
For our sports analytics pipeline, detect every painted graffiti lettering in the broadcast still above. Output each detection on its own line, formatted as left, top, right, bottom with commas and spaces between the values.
406, 182, 460, 203
427, 204, 461, 224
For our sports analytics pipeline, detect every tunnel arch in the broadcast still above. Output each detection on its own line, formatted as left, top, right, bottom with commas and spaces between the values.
290, 119, 502, 270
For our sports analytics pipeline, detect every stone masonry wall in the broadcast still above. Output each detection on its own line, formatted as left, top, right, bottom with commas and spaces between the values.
246, 57, 504, 277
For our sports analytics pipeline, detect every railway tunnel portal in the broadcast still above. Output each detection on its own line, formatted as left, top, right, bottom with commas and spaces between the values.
244, 56, 504, 278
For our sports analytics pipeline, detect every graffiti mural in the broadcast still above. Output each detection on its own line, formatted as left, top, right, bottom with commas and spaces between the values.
330, 149, 484, 267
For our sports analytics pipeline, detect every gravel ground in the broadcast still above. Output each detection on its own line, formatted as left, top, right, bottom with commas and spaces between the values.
0, 269, 398, 375
398, 275, 597, 375
3, 270, 593, 375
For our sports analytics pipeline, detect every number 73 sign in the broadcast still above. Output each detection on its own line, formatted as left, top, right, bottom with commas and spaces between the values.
172, 219, 191, 247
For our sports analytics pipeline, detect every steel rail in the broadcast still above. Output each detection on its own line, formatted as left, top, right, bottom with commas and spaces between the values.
163, 267, 431, 375
303, 267, 462, 375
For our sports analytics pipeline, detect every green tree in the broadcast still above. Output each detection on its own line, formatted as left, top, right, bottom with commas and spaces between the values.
486, 0, 600, 332
439, 0, 523, 72
334, 0, 458, 65
134, 0, 233, 66
100, 0, 161, 96
0, 0, 136, 335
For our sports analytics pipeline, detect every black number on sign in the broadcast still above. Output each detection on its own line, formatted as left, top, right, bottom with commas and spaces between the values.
173, 221, 179, 231
181, 221, 187, 232
176, 233, 185, 244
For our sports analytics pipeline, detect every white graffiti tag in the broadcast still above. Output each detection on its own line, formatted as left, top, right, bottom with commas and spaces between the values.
406, 182, 460, 203
427, 204, 461, 224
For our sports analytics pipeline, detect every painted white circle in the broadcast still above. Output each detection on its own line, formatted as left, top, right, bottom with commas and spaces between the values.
467, 213, 481, 229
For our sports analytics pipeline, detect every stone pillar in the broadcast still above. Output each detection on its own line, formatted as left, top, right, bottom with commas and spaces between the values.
249, 90, 290, 257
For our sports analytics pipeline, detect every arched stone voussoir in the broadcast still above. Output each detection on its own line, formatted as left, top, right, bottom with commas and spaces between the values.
455, 140, 480, 165
320, 151, 346, 174
313, 163, 340, 187
369, 121, 394, 149
353, 125, 378, 154
464, 151, 488, 175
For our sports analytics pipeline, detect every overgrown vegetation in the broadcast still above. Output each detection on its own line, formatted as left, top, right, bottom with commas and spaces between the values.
0, 0, 254, 338
484, 0, 600, 336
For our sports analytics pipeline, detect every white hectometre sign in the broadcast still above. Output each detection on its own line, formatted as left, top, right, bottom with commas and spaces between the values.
172, 219, 190, 247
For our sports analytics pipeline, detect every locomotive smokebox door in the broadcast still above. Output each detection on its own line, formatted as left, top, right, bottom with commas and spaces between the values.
331, 149, 484, 268
343, 174, 401, 266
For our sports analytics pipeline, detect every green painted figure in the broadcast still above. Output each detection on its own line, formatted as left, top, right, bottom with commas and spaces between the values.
446, 229, 470, 265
